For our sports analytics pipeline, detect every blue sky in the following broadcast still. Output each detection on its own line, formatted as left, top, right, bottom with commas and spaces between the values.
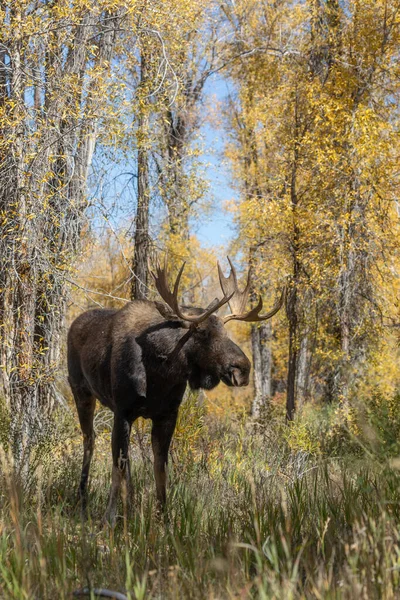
190, 75, 237, 248
89, 74, 238, 249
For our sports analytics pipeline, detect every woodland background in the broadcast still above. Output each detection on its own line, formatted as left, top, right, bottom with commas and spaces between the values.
1, 1, 400, 598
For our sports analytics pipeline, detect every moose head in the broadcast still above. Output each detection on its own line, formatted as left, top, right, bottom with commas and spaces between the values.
150, 256, 285, 393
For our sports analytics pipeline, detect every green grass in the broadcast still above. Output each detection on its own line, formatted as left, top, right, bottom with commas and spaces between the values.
1, 396, 400, 599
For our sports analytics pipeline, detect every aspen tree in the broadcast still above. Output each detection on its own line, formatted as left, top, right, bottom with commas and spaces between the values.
222, 0, 400, 417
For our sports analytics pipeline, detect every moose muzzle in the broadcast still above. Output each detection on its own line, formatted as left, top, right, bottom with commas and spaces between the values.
222, 363, 250, 387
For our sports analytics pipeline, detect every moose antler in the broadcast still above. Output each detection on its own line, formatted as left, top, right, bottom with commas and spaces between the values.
218, 257, 286, 324
151, 255, 233, 325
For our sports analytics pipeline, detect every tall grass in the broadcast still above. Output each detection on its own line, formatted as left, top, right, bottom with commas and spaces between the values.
1, 394, 400, 599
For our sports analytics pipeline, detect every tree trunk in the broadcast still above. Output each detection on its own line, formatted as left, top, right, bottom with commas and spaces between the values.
131, 50, 150, 301
0, 8, 118, 459
296, 335, 309, 409
164, 110, 189, 240
251, 325, 263, 416
285, 88, 303, 422
251, 322, 272, 418
286, 284, 298, 421
249, 246, 273, 417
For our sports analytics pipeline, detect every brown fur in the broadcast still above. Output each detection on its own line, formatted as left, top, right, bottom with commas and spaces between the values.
68, 299, 250, 522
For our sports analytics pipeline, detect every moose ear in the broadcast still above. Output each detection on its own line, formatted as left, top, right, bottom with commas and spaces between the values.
154, 301, 181, 321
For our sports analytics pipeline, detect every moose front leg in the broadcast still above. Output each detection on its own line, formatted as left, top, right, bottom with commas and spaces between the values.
104, 413, 132, 525
151, 411, 178, 512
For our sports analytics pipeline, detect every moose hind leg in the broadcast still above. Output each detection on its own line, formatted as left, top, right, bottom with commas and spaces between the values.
104, 414, 132, 525
72, 385, 96, 516
151, 412, 178, 512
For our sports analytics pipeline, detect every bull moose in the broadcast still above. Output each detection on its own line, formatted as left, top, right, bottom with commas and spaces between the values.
67, 257, 284, 523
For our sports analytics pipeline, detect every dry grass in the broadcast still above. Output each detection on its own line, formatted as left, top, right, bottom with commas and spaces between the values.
1, 394, 400, 599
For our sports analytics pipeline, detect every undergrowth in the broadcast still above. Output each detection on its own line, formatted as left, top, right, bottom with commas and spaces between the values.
1, 392, 400, 598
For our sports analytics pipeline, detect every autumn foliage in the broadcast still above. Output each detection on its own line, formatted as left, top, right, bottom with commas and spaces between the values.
1, 1, 400, 597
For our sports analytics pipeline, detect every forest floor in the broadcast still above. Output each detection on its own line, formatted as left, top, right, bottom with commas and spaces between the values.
1, 393, 400, 599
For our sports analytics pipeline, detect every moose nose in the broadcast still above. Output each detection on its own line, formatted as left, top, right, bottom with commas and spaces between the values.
230, 367, 249, 387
